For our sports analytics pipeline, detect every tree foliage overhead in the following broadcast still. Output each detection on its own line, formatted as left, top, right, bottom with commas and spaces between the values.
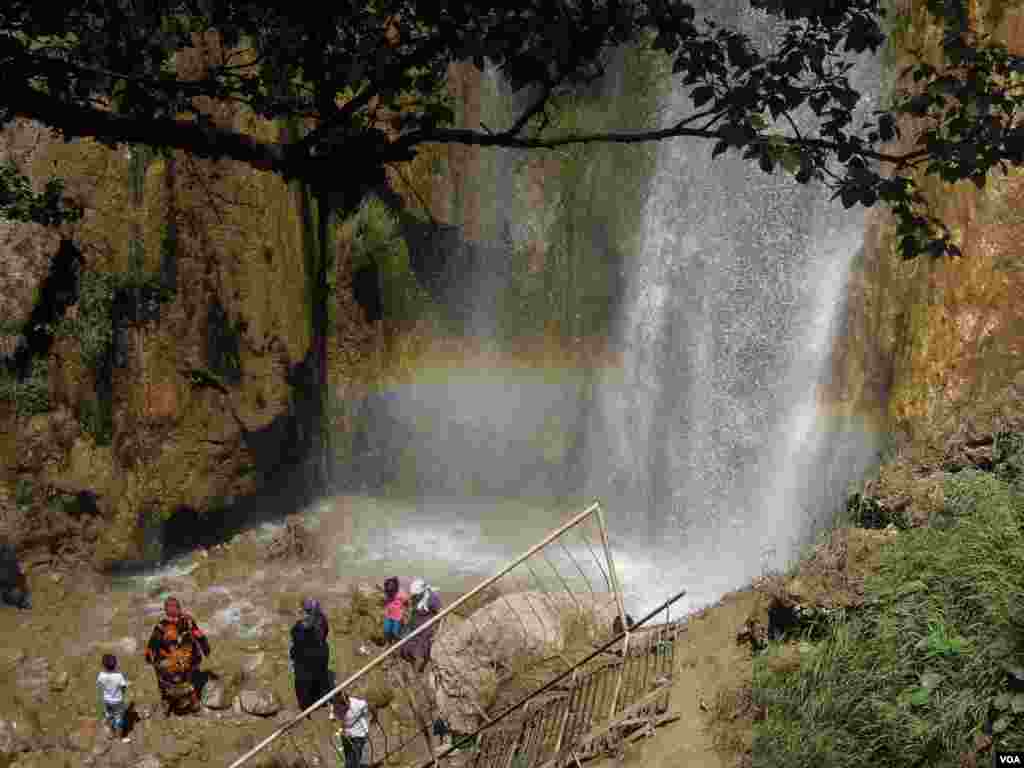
1, 0, 1023, 259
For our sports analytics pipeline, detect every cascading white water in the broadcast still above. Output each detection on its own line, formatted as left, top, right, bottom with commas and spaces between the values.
584, 2, 883, 613
318, 3, 885, 618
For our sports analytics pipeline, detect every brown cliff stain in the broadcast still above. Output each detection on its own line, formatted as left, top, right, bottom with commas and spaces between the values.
830, 0, 1024, 461
0, 32, 337, 565
144, 380, 179, 423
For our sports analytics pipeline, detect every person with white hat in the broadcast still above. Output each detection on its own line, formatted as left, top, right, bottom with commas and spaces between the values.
400, 578, 441, 673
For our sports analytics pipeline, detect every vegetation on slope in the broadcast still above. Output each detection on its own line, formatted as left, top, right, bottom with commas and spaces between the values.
752, 436, 1024, 767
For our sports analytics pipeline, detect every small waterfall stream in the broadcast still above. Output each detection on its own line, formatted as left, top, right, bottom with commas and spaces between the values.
581, 2, 883, 613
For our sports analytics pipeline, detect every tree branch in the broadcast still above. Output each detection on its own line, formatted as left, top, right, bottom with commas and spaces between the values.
290, 83, 380, 157
399, 123, 923, 167
8, 84, 289, 174
506, 82, 553, 136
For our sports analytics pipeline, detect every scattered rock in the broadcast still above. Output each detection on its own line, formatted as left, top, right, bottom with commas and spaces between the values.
201, 679, 231, 710
90, 736, 112, 759
0, 718, 38, 754
93, 636, 139, 657
133, 754, 163, 768
0, 647, 26, 670
784, 578, 809, 603
240, 652, 265, 674
94, 603, 118, 626
736, 618, 767, 653
238, 689, 281, 717
50, 670, 70, 691
15, 656, 52, 703
134, 704, 153, 721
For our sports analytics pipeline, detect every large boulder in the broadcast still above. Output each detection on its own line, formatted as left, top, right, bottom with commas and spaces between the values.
201, 679, 230, 710
238, 689, 281, 717
430, 591, 619, 733
437, 592, 618, 664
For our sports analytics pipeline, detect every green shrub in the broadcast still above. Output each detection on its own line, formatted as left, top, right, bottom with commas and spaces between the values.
14, 478, 33, 508
78, 397, 113, 446
0, 358, 51, 416
845, 492, 909, 530
993, 431, 1024, 489
754, 469, 1024, 766
347, 196, 435, 325
57, 267, 175, 370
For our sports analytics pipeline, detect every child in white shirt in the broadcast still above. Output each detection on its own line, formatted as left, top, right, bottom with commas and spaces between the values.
332, 693, 369, 768
97, 654, 131, 742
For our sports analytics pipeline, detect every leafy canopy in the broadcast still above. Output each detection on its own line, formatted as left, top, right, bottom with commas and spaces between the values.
2, 0, 1023, 259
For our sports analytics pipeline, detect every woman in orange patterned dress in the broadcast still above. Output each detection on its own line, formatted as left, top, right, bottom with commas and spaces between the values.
144, 596, 211, 715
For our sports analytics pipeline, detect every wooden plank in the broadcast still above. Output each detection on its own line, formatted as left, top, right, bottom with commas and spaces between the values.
640, 631, 653, 700
532, 683, 672, 768
410, 631, 682, 768
522, 713, 544, 767
624, 713, 681, 744
553, 673, 581, 755
545, 694, 567, 756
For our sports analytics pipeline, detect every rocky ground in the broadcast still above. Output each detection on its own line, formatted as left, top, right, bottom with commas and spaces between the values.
0, 522, 761, 768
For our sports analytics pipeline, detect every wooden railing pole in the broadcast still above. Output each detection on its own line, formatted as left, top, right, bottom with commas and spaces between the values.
595, 503, 629, 722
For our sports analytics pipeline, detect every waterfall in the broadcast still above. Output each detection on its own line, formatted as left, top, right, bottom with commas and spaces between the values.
584, 2, 883, 613
333, 2, 884, 617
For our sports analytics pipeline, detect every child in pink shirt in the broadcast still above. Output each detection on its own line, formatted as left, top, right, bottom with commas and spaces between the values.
382, 576, 408, 645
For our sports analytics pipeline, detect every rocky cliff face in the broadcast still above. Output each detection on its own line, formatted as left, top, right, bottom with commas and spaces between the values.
0, 33, 380, 567
828, 0, 1024, 469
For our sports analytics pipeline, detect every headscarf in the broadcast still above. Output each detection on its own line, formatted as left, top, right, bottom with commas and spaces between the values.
302, 597, 320, 629
410, 580, 434, 613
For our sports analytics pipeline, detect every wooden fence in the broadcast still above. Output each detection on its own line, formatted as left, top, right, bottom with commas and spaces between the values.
464, 620, 680, 768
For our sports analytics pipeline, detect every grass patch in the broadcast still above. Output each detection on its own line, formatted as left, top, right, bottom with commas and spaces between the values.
0, 358, 50, 416
753, 468, 1024, 767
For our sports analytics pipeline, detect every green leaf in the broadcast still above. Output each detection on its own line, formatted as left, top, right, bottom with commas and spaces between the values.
994, 692, 1012, 711
993, 716, 1010, 734
779, 148, 800, 174
908, 687, 930, 707
1013, 693, 1024, 714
